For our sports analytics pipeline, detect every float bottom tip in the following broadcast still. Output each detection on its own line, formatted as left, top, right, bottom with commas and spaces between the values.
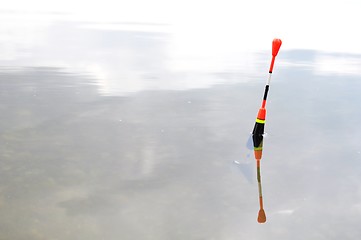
257, 209, 266, 223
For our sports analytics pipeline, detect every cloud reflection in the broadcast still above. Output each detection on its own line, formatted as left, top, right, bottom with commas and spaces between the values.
0, 14, 261, 96
2, 9, 361, 97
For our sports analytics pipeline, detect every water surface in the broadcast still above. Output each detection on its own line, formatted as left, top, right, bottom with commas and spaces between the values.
1, 12, 361, 240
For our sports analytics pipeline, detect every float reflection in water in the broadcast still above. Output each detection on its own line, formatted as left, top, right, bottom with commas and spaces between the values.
251, 39, 282, 223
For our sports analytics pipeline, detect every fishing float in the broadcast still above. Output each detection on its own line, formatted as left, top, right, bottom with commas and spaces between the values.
252, 38, 282, 223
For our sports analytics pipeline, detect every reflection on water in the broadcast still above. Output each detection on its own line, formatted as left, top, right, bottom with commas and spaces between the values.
1, 12, 361, 240
0, 11, 262, 96
0, 67, 258, 239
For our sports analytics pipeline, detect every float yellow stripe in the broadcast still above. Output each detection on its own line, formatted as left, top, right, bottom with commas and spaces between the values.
256, 119, 266, 124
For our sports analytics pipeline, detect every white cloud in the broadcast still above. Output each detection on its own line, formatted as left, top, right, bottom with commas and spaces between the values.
2, 0, 361, 53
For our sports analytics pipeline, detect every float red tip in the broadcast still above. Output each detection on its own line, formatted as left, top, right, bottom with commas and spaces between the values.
272, 38, 282, 57
269, 38, 282, 73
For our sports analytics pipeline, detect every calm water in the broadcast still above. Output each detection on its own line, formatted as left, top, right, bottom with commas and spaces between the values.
1, 12, 361, 240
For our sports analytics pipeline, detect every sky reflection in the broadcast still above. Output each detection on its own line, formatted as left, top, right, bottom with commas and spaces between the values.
1, 13, 360, 96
